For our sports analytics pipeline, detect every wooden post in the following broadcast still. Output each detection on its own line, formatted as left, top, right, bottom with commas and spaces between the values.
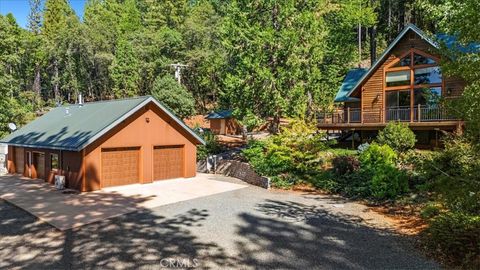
347, 107, 350, 123
417, 104, 421, 122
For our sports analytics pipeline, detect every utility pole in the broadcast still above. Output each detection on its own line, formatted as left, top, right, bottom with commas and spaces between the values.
170, 63, 188, 84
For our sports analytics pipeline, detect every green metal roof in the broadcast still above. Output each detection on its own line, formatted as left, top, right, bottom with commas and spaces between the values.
334, 68, 367, 102
206, 110, 233, 119
0, 96, 205, 151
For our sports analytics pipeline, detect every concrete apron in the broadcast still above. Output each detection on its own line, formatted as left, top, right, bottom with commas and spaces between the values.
0, 173, 247, 231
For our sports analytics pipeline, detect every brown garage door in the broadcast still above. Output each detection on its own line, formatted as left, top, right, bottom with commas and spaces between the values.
153, 145, 184, 180
15, 147, 24, 174
101, 147, 140, 187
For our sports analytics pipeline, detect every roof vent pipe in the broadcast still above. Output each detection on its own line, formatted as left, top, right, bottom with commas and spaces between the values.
78, 94, 83, 106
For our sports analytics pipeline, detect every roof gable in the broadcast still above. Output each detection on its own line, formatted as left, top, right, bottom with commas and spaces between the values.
1, 96, 205, 150
337, 24, 438, 102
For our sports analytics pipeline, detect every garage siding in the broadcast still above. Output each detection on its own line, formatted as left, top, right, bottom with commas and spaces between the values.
153, 145, 184, 180
84, 103, 198, 191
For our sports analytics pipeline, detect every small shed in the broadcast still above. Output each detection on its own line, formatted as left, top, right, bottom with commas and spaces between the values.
206, 110, 241, 135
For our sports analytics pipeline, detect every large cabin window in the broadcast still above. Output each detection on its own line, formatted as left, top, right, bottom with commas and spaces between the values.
384, 49, 443, 121
386, 70, 411, 87
414, 67, 442, 85
386, 90, 411, 121
414, 87, 442, 106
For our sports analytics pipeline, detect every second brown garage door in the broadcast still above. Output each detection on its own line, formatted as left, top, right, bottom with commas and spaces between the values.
101, 147, 140, 187
153, 145, 184, 180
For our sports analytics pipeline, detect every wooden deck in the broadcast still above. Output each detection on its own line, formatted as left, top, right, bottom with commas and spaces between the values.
317, 121, 462, 131
317, 106, 463, 131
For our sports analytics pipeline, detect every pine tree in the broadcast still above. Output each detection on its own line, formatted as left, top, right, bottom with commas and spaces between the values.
221, 1, 335, 131
27, 0, 43, 96
110, 38, 140, 98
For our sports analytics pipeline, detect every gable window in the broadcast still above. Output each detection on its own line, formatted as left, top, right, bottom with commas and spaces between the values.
392, 55, 411, 67
413, 53, 436, 65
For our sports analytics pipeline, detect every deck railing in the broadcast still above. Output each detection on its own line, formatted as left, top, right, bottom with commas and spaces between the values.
317, 105, 457, 125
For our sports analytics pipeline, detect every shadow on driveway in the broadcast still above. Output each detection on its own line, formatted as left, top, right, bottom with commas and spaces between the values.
234, 199, 437, 269
0, 196, 439, 269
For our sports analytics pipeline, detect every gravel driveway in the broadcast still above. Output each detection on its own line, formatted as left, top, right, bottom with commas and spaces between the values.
0, 175, 439, 269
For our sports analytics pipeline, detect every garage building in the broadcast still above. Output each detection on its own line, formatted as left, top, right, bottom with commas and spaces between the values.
1, 96, 205, 192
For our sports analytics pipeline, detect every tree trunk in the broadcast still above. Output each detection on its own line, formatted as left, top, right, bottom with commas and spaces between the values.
270, 108, 281, 134
33, 65, 41, 96
306, 90, 313, 121
369, 26, 377, 66
53, 59, 59, 103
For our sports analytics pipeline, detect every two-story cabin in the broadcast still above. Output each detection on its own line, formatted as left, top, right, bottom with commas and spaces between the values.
319, 24, 472, 147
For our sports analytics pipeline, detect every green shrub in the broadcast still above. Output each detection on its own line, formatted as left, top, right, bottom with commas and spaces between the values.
336, 172, 371, 198
332, 155, 360, 175
420, 137, 480, 214
423, 212, 480, 268
360, 143, 409, 199
310, 171, 340, 191
377, 122, 416, 152
197, 131, 223, 161
420, 203, 442, 219
234, 109, 264, 132
270, 174, 296, 189
151, 75, 196, 119
242, 119, 330, 182
242, 140, 294, 176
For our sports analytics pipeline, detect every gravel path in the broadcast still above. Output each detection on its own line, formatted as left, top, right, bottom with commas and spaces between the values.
0, 175, 439, 269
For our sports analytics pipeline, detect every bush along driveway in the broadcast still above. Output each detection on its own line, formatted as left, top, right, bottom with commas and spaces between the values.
0, 174, 439, 269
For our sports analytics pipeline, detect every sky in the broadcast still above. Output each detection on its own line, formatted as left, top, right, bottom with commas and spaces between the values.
0, 0, 87, 28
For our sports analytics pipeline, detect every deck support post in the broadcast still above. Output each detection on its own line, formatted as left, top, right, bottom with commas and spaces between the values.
347, 107, 350, 123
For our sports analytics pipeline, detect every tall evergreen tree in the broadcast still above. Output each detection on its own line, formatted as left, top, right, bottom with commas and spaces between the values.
417, 0, 480, 141
0, 15, 34, 137
221, 0, 336, 130
181, 1, 225, 112
42, 0, 78, 102
110, 38, 140, 98
27, 0, 43, 96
